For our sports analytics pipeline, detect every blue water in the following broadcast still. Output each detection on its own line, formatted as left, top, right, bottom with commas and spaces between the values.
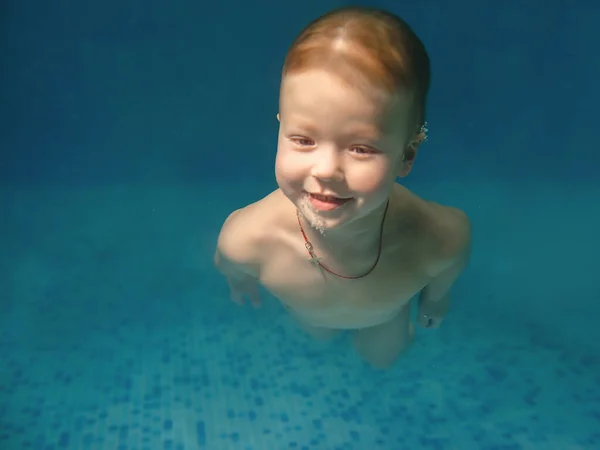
2, 1, 599, 449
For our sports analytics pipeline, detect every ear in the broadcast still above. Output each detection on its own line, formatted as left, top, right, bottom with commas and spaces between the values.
397, 124, 428, 178
276, 113, 280, 122
397, 144, 419, 178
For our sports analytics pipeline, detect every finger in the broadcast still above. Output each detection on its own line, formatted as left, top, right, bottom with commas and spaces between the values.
426, 318, 443, 328
228, 285, 245, 306
247, 286, 261, 308
231, 292, 244, 306
418, 315, 437, 328
227, 275, 245, 305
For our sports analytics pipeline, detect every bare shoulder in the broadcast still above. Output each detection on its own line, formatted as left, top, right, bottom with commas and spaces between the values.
399, 186, 471, 268
215, 190, 285, 273
428, 201, 471, 256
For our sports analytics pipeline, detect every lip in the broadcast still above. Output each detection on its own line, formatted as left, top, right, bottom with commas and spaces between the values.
310, 192, 350, 200
306, 192, 353, 211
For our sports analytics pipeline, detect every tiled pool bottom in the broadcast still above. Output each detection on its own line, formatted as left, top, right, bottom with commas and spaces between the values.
1, 304, 598, 450
2, 182, 599, 449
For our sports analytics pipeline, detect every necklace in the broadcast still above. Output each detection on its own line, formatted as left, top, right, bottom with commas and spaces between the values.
296, 200, 389, 280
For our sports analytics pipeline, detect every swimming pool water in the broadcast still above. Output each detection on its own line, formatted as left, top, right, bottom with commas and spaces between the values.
2, 182, 598, 449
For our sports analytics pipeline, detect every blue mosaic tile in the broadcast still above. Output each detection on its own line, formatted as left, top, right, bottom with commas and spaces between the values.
1, 187, 599, 450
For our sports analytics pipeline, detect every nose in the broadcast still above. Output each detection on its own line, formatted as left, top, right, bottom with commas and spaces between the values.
310, 148, 344, 182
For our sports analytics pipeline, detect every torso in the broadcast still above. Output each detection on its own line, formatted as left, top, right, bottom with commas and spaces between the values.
262, 250, 430, 329
251, 186, 446, 330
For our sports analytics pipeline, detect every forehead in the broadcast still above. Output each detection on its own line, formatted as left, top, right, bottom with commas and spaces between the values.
280, 69, 412, 136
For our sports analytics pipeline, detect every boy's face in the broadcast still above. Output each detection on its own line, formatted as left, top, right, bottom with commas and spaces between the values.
275, 68, 420, 231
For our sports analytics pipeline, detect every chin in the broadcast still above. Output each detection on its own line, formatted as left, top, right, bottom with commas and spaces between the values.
296, 193, 357, 234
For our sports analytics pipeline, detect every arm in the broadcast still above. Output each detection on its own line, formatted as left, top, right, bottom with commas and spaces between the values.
418, 211, 472, 328
214, 247, 262, 308
214, 209, 262, 308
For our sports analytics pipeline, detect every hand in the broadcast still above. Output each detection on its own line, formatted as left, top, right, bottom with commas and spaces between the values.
416, 312, 444, 329
227, 273, 261, 308
417, 295, 449, 329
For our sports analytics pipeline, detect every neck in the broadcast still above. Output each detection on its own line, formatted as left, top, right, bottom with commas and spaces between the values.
300, 199, 389, 257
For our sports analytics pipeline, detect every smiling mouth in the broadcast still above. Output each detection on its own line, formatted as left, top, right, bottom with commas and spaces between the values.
310, 193, 350, 203
307, 193, 353, 210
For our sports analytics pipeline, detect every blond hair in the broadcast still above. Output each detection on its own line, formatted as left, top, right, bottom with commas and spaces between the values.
282, 6, 431, 130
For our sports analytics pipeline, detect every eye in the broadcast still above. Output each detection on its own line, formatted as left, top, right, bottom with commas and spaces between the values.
290, 137, 315, 147
351, 146, 377, 156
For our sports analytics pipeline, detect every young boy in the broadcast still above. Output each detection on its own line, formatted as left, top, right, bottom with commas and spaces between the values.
214, 6, 471, 369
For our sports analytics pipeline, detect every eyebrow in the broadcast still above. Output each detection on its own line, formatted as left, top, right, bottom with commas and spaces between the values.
347, 125, 383, 141
285, 119, 383, 140
285, 121, 318, 134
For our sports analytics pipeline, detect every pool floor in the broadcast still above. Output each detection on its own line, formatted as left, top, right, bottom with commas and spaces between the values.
1, 183, 598, 449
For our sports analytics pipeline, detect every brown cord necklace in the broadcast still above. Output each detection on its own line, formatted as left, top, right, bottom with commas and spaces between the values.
296, 200, 389, 280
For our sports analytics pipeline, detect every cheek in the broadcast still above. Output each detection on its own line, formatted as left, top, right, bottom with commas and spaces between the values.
275, 145, 304, 184
348, 165, 393, 193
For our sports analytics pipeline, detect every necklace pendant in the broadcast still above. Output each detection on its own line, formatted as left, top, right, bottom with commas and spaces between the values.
305, 241, 321, 265
308, 254, 322, 265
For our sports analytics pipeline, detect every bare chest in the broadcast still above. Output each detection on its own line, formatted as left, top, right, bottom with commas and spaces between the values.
260, 250, 430, 329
